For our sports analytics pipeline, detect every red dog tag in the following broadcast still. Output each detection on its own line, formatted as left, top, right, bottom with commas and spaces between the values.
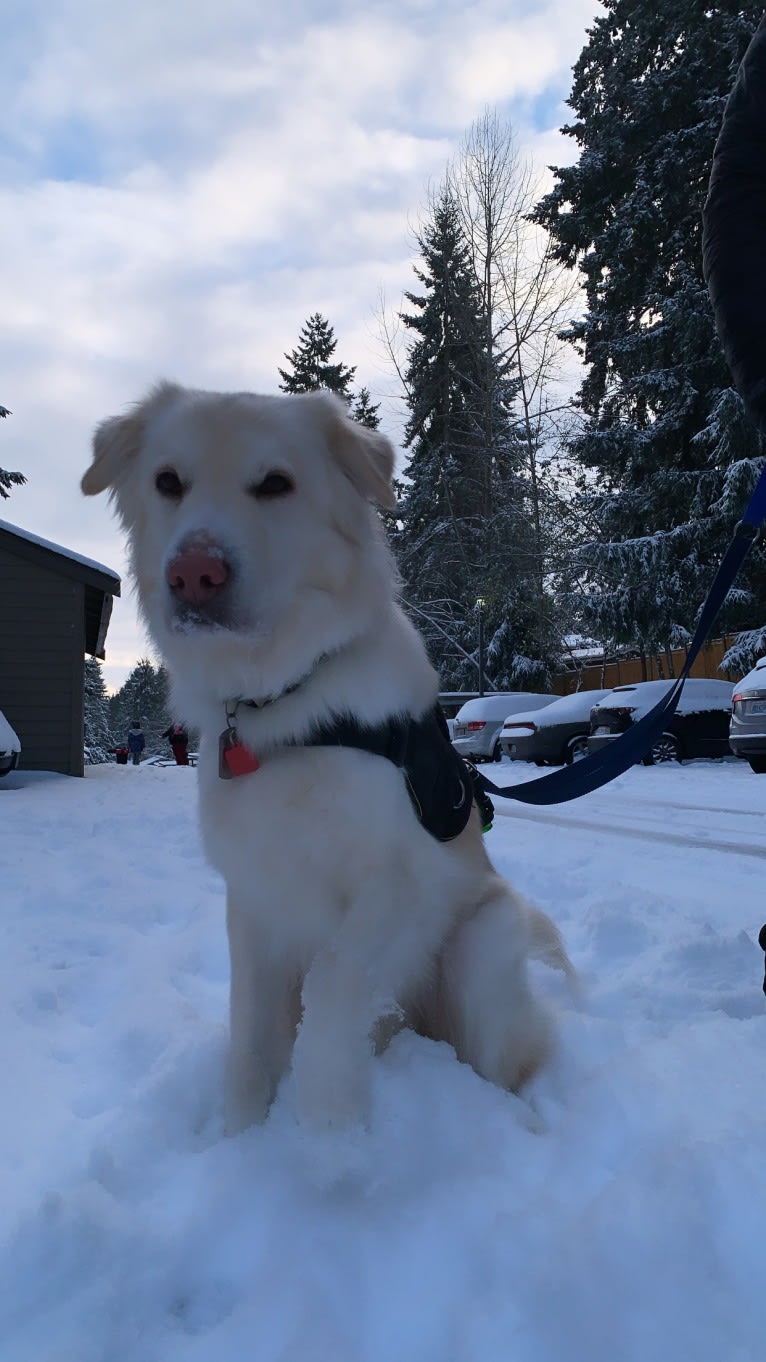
219, 728, 260, 779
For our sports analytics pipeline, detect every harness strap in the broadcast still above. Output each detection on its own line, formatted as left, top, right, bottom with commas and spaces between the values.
304, 707, 479, 841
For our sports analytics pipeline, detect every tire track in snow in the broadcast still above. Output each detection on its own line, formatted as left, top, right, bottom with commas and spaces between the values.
612, 795, 766, 821
492, 801, 766, 860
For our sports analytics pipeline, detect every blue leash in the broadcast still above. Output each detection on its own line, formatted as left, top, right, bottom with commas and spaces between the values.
477, 462, 766, 807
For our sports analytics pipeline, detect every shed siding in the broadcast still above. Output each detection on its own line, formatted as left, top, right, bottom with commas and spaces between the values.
0, 543, 85, 774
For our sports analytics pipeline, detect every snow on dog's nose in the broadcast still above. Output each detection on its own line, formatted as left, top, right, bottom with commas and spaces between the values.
166, 547, 230, 606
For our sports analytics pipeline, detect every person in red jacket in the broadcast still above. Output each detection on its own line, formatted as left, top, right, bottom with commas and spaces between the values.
162, 723, 189, 765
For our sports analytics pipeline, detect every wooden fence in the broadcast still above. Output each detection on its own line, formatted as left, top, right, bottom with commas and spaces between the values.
552, 635, 740, 696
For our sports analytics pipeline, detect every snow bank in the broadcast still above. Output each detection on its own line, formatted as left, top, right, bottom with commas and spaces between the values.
1, 760, 766, 1360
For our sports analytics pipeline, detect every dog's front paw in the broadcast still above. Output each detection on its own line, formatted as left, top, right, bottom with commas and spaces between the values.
292, 1043, 372, 1133
224, 1057, 275, 1135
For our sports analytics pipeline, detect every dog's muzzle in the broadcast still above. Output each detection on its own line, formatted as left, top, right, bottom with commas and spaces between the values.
165, 535, 236, 628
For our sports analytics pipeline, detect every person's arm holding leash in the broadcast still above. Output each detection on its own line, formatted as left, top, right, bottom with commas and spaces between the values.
704, 14, 766, 432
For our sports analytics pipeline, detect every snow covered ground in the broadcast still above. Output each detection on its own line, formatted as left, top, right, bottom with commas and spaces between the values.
2, 756, 766, 1361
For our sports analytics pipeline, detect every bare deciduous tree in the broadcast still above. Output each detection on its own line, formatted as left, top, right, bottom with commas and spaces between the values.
447, 110, 582, 601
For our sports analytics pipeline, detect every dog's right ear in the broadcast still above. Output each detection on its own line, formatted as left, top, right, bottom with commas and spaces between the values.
81, 381, 182, 496
81, 411, 144, 496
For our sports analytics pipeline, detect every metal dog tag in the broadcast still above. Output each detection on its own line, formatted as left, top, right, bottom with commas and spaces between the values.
218, 727, 260, 779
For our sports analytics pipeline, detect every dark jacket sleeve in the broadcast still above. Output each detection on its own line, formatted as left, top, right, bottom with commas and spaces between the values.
703, 15, 766, 431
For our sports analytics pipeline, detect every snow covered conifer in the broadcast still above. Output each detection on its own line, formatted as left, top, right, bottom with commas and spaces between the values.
350, 386, 381, 429
397, 189, 547, 689
278, 314, 356, 402
0, 404, 26, 500
108, 659, 171, 757
533, 1, 766, 662
83, 657, 113, 763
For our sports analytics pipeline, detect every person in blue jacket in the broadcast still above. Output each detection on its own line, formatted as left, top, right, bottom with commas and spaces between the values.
127, 719, 146, 766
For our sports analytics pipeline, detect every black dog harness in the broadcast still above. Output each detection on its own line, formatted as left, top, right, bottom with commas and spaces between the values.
219, 702, 493, 842
304, 705, 494, 842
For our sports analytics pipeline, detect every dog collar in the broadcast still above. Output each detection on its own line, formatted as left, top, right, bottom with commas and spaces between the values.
224, 648, 337, 717
219, 653, 336, 777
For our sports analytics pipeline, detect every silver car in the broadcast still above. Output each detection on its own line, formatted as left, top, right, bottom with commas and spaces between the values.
451, 692, 557, 763
730, 657, 766, 772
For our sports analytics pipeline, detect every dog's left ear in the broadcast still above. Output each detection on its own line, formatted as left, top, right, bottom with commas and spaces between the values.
318, 393, 397, 510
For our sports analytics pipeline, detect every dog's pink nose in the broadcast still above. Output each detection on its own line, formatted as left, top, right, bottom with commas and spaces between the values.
166, 550, 230, 605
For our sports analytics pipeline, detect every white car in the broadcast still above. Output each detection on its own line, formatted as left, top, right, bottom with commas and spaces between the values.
0, 709, 21, 777
451, 692, 558, 763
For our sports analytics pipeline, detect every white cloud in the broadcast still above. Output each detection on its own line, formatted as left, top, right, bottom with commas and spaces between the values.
0, 0, 600, 692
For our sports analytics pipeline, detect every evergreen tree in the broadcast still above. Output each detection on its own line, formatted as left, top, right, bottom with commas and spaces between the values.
109, 658, 171, 756
278, 314, 356, 400
533, 1, 766, 663
83, 657, 113, 763
351, 386, 381, 429
0, 404, 26, 500
396, 189, 544, 689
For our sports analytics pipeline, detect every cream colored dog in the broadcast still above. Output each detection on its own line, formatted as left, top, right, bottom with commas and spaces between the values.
83, 382, 571, 1134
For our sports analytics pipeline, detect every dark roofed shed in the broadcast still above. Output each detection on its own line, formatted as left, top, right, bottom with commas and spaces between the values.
0, 519, 121, 776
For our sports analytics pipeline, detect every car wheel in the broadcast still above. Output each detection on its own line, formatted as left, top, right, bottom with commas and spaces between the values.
565, 734, 589, 764
492, 740, 502, 762
643, 732, 681, 765
748, 756, 766, 774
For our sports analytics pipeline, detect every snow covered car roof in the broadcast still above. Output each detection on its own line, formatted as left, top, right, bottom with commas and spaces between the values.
592, 678, 734, 720
501, 689, 612, 731
454, 693, 557, 723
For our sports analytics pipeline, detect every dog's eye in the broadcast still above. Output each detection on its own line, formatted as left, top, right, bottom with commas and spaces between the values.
250, 472, 294, 500
155, 469, 184, 499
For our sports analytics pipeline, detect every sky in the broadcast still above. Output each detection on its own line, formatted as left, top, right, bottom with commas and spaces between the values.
1, 0, 602, 691
3, 756, 766, 1360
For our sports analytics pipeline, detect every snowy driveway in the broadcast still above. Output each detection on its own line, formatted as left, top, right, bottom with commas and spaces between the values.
1, 759, 766, 1361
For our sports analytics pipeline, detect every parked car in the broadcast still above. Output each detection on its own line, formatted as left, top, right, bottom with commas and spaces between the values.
438, 692, 479, 741
500, 689, 612, 766
451, 692, 557, 763
729, 657, 766, 772
587, 678, 734, 764
0, 709, 21, 777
